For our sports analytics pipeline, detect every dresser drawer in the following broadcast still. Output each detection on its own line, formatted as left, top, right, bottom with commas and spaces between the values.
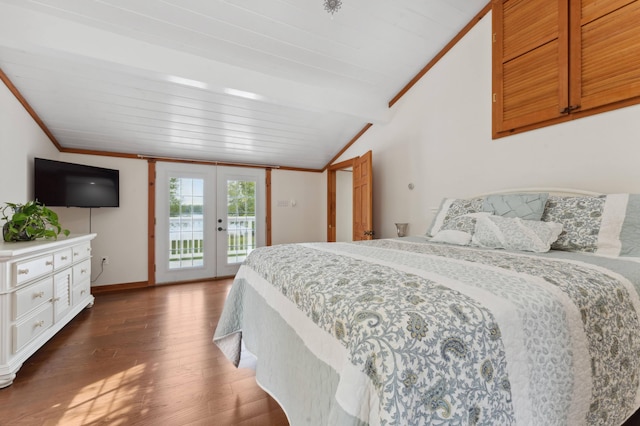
73, 280, 91, 305
13, 303, 53, 353
72, 259, 91, 285
12, 255, 55, 287
54, 248, 73, 270
13, 277, 54, 320
72, 243, 92, 262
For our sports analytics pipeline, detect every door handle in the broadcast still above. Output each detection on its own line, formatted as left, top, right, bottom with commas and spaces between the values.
218, 227, 226, 231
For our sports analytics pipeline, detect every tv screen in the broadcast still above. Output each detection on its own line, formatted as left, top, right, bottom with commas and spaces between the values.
34, 158, 120, 208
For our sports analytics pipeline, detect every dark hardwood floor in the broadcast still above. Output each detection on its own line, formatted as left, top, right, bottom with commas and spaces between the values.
0, 279, 289, 426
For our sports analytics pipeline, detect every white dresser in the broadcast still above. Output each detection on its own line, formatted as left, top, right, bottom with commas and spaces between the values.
0, 234, 96, 388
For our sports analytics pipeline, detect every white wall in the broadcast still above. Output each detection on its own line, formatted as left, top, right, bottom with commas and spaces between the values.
336, 12, 640, 239
56, 153, 148, 287
0, 82, 59, 203
271, 169, 326, 245
336, 169, 353, 242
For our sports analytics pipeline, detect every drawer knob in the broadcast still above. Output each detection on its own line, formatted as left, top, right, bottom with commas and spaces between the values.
80, 289, 86, 295
81, 269, 87, 274
46, 260, 53, 266
34, 320, 45, 328
33, 291, 45, 298
74, 252, 79, 256
61, 256, 68, 261
18, 268, 29, 275
53, 297, 61, 302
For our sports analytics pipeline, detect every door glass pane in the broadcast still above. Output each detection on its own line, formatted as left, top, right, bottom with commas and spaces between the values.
169, 177, 204, 270
226, 180, 256, 264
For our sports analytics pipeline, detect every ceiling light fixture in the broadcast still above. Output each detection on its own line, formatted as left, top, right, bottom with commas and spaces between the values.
324, 0, 342, 15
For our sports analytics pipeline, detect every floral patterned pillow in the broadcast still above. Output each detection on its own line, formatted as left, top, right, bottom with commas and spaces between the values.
441, 212, 488, 234
541, 196, 606, 252
427, 197, 484, 237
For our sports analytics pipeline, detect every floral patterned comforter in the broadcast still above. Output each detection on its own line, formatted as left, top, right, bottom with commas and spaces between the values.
214, 239, 640, 426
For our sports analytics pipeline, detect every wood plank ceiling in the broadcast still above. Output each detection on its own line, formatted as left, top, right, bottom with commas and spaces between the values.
0, 0, 488, 170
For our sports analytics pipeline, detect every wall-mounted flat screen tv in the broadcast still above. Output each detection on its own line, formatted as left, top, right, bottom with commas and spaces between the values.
34, 158, 120, 208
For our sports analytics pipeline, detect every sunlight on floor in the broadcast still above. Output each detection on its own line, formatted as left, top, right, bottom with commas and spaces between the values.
57, 363, 149, 425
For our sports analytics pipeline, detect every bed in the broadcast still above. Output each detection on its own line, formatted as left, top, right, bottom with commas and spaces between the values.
214, 190, 640, 425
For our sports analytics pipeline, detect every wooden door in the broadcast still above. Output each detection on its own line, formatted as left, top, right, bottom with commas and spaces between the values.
352, 151, 373, 241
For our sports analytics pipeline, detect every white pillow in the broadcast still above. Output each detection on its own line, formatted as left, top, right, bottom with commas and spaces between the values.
431, 230, 472, 246
472, 215, 563, 253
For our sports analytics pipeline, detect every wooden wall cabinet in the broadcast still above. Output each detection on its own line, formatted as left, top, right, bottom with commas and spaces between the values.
493, 0, 640, 138
0, 234, 96, 388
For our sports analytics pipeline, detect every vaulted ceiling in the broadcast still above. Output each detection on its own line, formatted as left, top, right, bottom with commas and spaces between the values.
0, 0, 488, 170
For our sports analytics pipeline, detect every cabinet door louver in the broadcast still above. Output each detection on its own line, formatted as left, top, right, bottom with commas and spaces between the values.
494, 0, 640, 138
573, 0, 640, 111
493, 0, 569, 136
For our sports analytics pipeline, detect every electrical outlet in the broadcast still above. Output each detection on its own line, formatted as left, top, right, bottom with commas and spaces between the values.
101, 256, 109, 265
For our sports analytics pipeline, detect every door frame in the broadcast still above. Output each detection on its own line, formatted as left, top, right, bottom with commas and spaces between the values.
327, 158, 355, 242
327, 152, 373, 242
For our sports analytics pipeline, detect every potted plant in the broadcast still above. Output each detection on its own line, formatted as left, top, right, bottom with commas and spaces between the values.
1, 201, 70, 242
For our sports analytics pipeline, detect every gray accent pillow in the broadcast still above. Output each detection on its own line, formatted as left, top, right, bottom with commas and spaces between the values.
482, 193, 549, 221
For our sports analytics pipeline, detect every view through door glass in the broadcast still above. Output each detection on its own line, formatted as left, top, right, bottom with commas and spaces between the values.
216, 167, 265, 277
226, 179, 256, 264
169, 177, 204, 269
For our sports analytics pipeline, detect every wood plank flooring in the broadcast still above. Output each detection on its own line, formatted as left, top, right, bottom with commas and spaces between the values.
0, 279, 289, 426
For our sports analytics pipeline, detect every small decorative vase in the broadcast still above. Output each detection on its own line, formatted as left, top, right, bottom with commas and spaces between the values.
395, 223, 408, 238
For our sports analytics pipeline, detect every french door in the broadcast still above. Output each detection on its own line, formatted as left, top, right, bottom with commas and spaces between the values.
216, 167, 265, 276
155, 163, 265, 284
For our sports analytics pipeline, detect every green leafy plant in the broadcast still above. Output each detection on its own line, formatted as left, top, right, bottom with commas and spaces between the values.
1, 201, 70, 242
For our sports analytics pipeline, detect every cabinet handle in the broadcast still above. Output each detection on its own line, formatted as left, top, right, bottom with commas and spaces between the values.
33, 291, 45, 298
46, 260, 53, 266
80, 290, 86, 295
61, 256, 68, 261
18, 268, 29, 275
87, 248, 91, 252
74, 252, 79, 256
53, 297, 61, 302
81, 269, 87, 274
34, 320, 45, 328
